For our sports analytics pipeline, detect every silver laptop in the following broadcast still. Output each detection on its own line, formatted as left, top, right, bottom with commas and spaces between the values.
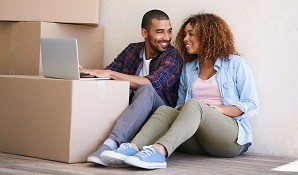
41, 38, 109, 80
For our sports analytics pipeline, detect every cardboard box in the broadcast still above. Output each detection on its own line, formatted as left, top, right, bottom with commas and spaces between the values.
0, 21, 104, 75
0, 75, 129, 163
0, 0, 99, 26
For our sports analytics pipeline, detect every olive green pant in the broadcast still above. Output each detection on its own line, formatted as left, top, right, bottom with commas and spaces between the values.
131, 98, 245, 157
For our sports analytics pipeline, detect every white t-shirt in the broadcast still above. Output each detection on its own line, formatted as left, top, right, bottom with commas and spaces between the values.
139, 51, 152, 76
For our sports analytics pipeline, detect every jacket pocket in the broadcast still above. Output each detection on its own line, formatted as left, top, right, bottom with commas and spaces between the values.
223, 81, 237, 98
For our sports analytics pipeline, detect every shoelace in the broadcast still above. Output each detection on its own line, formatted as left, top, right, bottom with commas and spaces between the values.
118, 143, 132, 150
137, 146, 155, 158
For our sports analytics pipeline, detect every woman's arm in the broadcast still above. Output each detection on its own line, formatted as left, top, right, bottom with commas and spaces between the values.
226, 57, 259, 119
207, 103, 243, 117
175, 65, 187, 109
206, 57, 259, 118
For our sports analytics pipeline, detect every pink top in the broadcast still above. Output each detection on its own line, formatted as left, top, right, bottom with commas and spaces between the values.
191, 74, 223, 106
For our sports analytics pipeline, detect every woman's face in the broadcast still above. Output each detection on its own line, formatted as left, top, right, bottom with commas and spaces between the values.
183, 23, 200, 55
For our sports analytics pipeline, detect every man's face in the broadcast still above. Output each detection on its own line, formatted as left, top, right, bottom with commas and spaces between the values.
143, 19, 172, 55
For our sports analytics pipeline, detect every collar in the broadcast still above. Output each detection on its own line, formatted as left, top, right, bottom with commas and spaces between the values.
139, 46, 145, 60
187, 58, 223, 71
139, 47, 159, 60
214, 59, 222, 71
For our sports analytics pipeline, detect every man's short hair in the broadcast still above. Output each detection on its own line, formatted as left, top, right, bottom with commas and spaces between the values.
141, 9, 169, 30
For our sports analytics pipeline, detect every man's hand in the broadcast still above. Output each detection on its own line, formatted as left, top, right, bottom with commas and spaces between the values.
79, 65, 85, 72
178, 104, 184, 111
79, 66, 151, 89
81, 68, 111, 78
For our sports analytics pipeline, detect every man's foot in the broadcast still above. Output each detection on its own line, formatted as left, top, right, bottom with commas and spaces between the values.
87, 144, 112, 166
100, 143, 138, 166
125, 145, 167, 169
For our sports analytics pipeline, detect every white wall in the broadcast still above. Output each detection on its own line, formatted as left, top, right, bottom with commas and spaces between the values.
98, 0, 298, 158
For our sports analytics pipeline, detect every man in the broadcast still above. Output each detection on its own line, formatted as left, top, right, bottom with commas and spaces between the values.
81, 9, 183, 166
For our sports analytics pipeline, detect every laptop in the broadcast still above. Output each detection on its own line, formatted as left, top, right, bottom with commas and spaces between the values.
40, 38, 109, 80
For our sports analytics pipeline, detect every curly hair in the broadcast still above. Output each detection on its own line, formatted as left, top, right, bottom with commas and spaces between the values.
174, 13, 238, 63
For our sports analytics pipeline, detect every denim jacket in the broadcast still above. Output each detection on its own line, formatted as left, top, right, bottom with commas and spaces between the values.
175, 55, 259, 145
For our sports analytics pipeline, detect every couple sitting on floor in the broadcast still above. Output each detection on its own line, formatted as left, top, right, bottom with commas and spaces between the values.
80, 9, 259, 169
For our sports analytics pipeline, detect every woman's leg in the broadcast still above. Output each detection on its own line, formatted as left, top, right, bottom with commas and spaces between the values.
131, 105, 179, 150
192, 104, 245, 157
156, 98, 245, 157
99, 105, 178, 166
178, 135, 207, 155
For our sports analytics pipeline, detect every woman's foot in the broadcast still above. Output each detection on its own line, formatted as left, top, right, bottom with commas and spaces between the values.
125, 145, 167, 169
100, 143, 138, 166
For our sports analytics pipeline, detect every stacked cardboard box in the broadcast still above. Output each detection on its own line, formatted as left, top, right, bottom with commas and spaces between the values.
0, 1, 130, 163
0, 0, 103, 75
0, 0, 99, 25
0, 75, 129, 163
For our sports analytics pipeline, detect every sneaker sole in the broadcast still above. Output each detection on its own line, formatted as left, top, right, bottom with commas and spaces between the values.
100, 151, 128, 167
87, 156, 108, 166
125, 156, 167, 169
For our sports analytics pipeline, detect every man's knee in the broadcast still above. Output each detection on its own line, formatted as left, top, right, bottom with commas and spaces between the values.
136, 84, 155, 95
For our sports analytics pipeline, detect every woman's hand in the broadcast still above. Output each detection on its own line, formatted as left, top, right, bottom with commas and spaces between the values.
209, 104, 224, 113
203, 101, 243, 117
203, 101, 224, 112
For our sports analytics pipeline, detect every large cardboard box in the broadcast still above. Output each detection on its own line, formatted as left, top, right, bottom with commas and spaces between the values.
0, 22, 103, 75
0, 75, 129, 163
0, 0, 99, 26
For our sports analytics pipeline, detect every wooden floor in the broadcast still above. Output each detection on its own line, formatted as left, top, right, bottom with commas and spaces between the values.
0, 152, 297, 175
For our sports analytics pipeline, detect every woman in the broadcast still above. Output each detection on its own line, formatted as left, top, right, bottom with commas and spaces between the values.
99, 13, 259, 169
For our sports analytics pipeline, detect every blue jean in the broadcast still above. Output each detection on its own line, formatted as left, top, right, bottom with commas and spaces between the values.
108, 84, 165, 146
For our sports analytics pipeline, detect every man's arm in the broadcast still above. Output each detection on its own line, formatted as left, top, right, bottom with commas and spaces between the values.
108, 70, 151, 89
81, 44, 183, 92
80, 68, 151, 90
81, 43, 152, 89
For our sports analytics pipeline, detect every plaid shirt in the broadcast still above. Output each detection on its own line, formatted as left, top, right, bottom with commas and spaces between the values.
105, 42, 183, 107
